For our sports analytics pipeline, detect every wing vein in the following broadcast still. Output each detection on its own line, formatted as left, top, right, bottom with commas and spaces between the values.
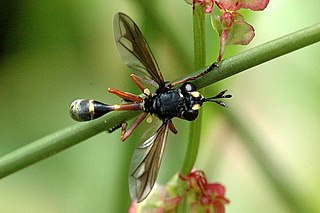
128, 120, 169, 202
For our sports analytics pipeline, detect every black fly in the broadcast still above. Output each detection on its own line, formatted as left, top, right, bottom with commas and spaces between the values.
69, 13, 231, 203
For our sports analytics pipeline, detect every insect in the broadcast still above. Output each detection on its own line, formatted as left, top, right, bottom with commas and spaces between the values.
69, 12, 231, 202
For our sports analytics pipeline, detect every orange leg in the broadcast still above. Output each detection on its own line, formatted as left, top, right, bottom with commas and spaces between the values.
130, 74, 159, 90
121, 112, 148, 141
130, 74, 152, 97
168, 120, 178, 134
108, 88, 143, 102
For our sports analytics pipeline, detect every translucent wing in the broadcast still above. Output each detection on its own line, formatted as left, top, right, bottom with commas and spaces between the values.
129, 120, 169, 202
113, 12, 165, 87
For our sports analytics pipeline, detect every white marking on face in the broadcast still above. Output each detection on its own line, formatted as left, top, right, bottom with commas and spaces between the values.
192, 104, 201, 110
191, 91, 200, 98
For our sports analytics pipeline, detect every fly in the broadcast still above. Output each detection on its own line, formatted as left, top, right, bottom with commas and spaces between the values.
69, 12, 231, 203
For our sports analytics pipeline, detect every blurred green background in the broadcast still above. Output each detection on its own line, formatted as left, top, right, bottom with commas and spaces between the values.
0, 0, 319, 212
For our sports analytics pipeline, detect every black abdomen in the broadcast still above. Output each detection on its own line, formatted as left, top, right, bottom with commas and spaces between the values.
69, 99, 110, 121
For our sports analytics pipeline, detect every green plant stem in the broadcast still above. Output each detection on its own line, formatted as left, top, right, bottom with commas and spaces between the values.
0, 110, 140, 179
179, 23, 320, 90
0, 23, 319, 179
180, 5, 206, 175
177, 6, 206, 213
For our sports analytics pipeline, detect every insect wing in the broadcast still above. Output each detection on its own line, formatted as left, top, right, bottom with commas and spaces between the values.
113, 12, 165, 87
129, 120, 169, 202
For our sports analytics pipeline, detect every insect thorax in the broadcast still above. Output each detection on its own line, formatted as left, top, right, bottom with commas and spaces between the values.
144, 89, 199, 120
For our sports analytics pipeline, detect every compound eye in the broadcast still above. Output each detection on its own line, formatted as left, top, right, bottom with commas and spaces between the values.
182, 109, 198, 121
181, 82, 196, 94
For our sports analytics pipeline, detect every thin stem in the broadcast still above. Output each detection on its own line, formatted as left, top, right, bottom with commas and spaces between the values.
180, 5, 206, 175
0, 23, 319, 179
0, 110, 140, 179
186, 23, 320, 90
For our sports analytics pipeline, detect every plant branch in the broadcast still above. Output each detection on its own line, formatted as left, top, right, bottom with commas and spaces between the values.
0, 23, 319, 179
186, 22, 320, 90
0, 110, 140, 179
180, 5, 206, 175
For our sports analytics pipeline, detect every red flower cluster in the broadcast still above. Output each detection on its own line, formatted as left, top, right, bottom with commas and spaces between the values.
178, 170, 229, 213
128, 170, 229, 213
193, 0, 269, 60
193, 0, 215, 13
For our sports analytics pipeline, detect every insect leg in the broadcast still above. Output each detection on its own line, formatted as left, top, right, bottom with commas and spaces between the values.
167, 62, 218, 88
107, 122, 126, 133
130, 74, 152, 97
121, 112, 148, 141
107, 102, 145, 136
131, 74, 159, 90
168, 120, 178, 134
108, 88, 143, 102
120, 122, 127, 137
